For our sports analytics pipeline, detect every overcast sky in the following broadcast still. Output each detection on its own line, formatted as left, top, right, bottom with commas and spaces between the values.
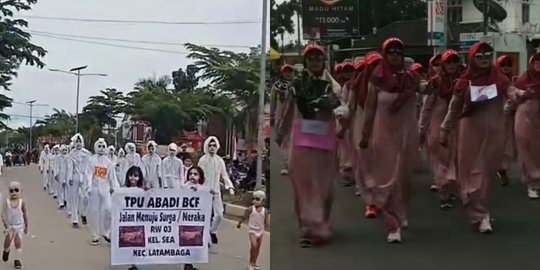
7, 0, 265, 128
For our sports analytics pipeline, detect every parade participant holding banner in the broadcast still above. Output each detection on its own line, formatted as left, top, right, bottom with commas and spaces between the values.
141, 141, 163, 189
198, 136, 235, 247
69, 133, 92, 227
2, 182, 28, 270
162, 143, 184, 189
183, 166, 214, 270
123, 166, 145, 270
89, 138, 119, 245
237, 190, 268, 270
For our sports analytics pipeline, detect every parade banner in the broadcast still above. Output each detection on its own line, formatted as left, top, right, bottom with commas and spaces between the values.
111, 188, 212, 266
301, 0, 360, 40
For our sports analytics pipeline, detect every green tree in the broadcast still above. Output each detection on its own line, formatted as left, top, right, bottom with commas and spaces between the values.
125, 76, 224, 144
172, 64, 199, 92
184, 43, 266, 146
0, 0, 46, 128
83, 88, 126, 128
270, 0, 297, 49
35, 109, 76, 137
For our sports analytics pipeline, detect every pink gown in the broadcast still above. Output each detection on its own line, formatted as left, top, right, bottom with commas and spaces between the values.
362, 82, 419, 231
276, 71, 340, 243
514, 97, 540, 189
419, 93, 457, 198
441, 88, 519, 223
337, 83, 354, 179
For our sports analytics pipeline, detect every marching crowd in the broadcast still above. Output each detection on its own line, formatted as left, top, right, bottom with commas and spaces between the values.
271, 37, 540, 245
0, 134, 267, 270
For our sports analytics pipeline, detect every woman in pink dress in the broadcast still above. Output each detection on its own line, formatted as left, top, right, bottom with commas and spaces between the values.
419, 50, 462, 210
345, 52, 383, 218
360, 38, 420, 243
270, 64, 295, 175
513, 53, 540, 200
439, 42, 527, 233
276, 44, 343, 247
496, 55, 517, 186
336, 62, 356, 185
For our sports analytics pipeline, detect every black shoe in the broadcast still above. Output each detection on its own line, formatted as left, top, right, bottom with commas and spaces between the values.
103, 236, 111, 243
14, 259, 21, 269
2, 250, 9, 262
59, 205, 65, 210
440, 200, 453, 211
82, 216, 87, 225
72, 223, 79, 229
64, 200, 67, 207
53, 195, 57, 199
184, 264, 198, 270
91, 239, 99, 245
210, 233, 218, 244
128, 265, 138, 270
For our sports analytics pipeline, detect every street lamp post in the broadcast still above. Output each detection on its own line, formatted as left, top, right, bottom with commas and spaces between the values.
255, 0, 269, 191
48, 66, 107, 134
20, 100, 48, 152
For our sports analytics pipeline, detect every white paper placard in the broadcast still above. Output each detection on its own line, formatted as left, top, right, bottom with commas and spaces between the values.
469, 83, 498, 103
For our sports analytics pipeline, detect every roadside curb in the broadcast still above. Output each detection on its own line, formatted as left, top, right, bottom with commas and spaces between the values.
224, 203, 271, 225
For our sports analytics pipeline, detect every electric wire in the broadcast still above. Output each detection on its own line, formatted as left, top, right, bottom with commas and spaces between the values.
19, 15, 260, 25
28, 30, 254, 49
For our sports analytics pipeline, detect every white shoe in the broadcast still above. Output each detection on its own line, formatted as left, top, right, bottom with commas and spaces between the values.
280, 169, 288, 175
386, 229, 401, 243
479, 216, 493, 233
401, 220, 409, 229
528, 189, 539, 200
247, 265, 255, 270
254, 265, 261, 270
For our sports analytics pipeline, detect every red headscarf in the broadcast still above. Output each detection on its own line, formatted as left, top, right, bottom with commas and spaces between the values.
514, 53, 540, 93
354, 52, 382, 107
410, 63, 423, 74
454, 42, 510, 98
280, 64, 294, 74
496, 55, 514, 80
430, 49, 461, 98
427, 54, 442, 80
370, 38, 418, 111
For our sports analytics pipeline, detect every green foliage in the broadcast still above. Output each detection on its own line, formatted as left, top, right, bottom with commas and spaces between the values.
172, 64, 199, 92
270, 0, 298, 49
0, 0, 46, 128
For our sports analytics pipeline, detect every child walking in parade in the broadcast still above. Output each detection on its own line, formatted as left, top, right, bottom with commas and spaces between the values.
2, 182, 28, 269
184, 166, 215, 270
237, 190, 268, 270
124, 166, 145, 270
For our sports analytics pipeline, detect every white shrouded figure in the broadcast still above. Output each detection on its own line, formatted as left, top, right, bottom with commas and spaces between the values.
50, 145, 60, 198
38, 145, 51, 192
198, 136, 235, 245
68, 133, 92, 228
123, 142, 142, 179
107, 146, 117, 164
115, 148, 127, 186
88, 138, 118, 245
54, 145, 72, 210
141, 140, 163, 189
161, 143, 183, 188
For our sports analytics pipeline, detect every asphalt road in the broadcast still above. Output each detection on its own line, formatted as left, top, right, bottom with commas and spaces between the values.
0, 165, 269, 270
270, 136, 540, 270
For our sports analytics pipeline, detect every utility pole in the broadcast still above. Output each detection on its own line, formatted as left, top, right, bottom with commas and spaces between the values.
16, 101, 48, 151
483, 0, 489, 35
296, 0, 302, 55
256, 0, 269, 191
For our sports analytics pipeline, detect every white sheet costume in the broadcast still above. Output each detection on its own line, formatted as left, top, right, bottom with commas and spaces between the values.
141, 141, 163, 189
115, 148, 127, 186
124, 142, 142, 179
54, 145, 72, 209
88, 138, 118, 244
38, 145, 51, 192
49, 145, 60, 198
198, 136, 235, 236
69, 133, 92, 226
161, 143, 183, 188
107, 146, 117, 164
